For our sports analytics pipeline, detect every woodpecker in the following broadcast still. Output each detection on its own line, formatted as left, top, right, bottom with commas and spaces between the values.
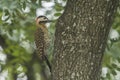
35, 15, 52, 72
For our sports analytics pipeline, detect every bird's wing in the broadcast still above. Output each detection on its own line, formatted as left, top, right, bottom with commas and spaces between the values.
34, 28, 45, 60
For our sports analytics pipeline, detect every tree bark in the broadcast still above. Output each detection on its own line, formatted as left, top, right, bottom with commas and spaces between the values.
52, 0, 119, 80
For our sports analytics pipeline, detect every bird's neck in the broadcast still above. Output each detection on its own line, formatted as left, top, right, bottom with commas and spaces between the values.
37, 24, 48, 33
37, 24, 47, 29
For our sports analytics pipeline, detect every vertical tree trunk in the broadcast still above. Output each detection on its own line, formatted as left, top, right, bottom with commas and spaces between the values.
52, 0, 119, 80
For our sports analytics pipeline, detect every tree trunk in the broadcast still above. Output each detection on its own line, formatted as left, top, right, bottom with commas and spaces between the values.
52, 0, 119, 80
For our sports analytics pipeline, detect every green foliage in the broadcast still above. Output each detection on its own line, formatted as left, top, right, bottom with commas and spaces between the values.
101, 7, 120, 80
0, 0, 66, 80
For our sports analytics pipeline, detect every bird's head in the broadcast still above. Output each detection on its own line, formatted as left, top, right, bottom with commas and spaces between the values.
36, 16, 52, 26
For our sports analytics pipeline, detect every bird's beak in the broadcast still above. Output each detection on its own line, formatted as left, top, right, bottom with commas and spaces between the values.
47, 20, 53, 23
39, 20, 53, 24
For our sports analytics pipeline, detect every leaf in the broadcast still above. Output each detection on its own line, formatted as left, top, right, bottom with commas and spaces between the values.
116, 67, 120, 71
23, 1, 26, 10
117, 57, 120, 63
106, 73, 111, 79
4, 9, 9, 16
54, 13, 61, 16
111, 63, 117, 68
111, 70, 117, 75
4, 16, 10, 21
106, 64, 112, 69
55, 4, 63, 11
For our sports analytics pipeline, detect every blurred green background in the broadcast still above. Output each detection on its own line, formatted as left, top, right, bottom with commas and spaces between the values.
0, 0, 120, 80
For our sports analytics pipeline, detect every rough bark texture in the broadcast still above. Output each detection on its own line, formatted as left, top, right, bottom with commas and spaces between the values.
52, 0, 119, 80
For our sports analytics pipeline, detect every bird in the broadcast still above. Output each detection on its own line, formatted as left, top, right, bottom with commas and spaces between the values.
35, 15, 52, 72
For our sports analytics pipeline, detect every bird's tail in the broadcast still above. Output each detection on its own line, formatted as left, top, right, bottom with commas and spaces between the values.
44, 55, 52, 72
